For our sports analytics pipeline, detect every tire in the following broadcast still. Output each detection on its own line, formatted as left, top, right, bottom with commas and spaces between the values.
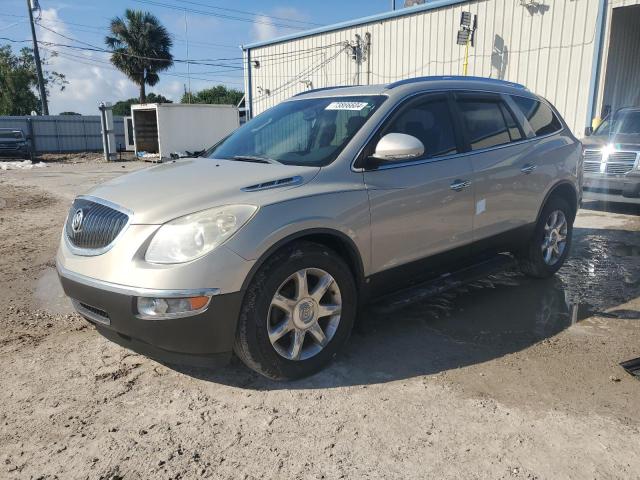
233, 241, 357, 380
518, 196, 573, 278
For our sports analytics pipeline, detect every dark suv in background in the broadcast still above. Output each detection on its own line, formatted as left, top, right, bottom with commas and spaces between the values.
582, 107, 640, 204
0, 128, 33, 160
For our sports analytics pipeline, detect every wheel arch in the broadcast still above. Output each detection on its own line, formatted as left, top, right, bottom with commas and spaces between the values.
239, 228, 366, 294
538, 180, 579, 222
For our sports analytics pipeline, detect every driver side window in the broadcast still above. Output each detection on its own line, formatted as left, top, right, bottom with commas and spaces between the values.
385, 98, 458, 159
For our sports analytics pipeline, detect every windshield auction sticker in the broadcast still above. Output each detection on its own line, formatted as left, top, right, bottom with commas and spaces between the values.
325, 102, 370, 111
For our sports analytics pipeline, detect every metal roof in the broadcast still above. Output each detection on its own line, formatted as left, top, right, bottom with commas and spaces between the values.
242, 0, 470, 50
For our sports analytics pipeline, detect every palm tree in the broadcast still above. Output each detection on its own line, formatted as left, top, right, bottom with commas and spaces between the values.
105, 9, 173, 103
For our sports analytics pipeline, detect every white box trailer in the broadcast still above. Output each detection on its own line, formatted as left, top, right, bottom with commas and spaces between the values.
130, 103, 239, 161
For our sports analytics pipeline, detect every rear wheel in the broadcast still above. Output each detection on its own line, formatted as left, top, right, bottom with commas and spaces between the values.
518, 196, 573, 278
234, 241, 357, 380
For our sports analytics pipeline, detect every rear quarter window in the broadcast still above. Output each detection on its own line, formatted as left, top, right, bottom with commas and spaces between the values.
511, 96, 563, 136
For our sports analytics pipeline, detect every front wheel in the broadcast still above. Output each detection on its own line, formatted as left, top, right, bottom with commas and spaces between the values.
234, 241, 357, 380
518, 196, 573, 278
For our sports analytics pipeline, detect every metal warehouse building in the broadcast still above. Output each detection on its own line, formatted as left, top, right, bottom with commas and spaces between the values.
242, 0, 640, 136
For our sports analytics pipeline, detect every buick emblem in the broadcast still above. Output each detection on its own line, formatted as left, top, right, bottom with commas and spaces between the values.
71, 209, 84, 233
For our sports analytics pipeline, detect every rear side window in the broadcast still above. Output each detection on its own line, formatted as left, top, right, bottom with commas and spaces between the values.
456, 99, 522, 151
385, 98, 458, 159
511, 96, 563, 136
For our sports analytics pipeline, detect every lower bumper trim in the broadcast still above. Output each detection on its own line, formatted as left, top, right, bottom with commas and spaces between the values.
95, 325, 232, 368
58, 267, 244, 357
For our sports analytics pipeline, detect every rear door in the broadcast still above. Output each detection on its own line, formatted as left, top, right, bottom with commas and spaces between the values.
452, 92, 541, 243
361, 93, 475, 278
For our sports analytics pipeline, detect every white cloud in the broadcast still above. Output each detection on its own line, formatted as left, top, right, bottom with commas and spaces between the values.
252, 15, 279, 42
251, 7, 311, 42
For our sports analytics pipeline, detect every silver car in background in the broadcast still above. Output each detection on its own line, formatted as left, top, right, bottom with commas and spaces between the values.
57, 76, 582, 380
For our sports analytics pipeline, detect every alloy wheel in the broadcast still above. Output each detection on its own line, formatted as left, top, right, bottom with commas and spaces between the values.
541, 210, 568, 265
267, 268, 342, 361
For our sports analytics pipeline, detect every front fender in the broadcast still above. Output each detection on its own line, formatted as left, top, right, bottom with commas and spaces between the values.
224, 190, 371, 274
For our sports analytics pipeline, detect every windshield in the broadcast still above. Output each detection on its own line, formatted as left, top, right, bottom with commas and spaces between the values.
593, 110, 640, 136
0, 130, 24, 140
207, 96, 385, 167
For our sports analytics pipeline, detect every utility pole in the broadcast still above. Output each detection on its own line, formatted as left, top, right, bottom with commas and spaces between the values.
184, 9, 192, 103
26, 0, 48, 115
391, 0, 396, 10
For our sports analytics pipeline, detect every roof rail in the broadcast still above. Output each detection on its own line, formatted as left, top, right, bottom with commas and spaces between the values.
385, 76, 528, 91
292, 85, 355, 97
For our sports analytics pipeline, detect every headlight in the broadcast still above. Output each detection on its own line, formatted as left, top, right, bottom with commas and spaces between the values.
145, 204, 257, 264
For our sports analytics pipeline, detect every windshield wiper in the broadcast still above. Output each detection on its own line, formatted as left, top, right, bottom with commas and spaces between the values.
230, 155, 282, 165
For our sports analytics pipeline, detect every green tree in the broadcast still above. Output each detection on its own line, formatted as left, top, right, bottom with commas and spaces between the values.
105, 9, 173, 103
111, 92, 172, 116
0, 45, 67, 115
182, 85, 243, 106
59, 111, 81, 115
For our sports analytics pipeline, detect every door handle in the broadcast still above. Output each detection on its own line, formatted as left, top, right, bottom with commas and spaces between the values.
521, 164, 537, 174
450, 179, 471, 192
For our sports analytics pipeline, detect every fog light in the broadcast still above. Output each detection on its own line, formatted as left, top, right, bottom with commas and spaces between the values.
137, 296, 211, 320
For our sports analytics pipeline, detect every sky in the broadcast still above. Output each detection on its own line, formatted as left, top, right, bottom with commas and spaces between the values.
1, 0, 397, 114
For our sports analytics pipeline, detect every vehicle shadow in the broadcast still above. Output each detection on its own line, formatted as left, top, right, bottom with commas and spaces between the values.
171, 225, 640, 390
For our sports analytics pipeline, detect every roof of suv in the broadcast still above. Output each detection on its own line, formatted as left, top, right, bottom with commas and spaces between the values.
291, 76, 534, 101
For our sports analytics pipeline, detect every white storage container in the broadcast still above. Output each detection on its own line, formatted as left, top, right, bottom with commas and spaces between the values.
130, 103, 239, 161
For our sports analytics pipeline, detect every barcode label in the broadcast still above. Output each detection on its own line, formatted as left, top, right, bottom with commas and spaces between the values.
325, 102, 369, 111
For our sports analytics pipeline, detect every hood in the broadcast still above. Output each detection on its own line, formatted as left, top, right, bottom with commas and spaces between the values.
582, 134, 640, 151
87, 157, 320, 224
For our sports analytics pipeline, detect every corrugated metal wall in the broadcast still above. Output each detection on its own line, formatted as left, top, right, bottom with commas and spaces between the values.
0, 115, 126, 154
245, 0, 639, 136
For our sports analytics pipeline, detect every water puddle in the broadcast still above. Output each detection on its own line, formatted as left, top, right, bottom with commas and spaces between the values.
611, 243, 640, 257
367, 229, 640, 350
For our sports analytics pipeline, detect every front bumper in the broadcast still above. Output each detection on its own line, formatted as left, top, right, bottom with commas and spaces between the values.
0, 145, 29, 157
57, 264, 243, 365
583, 173, 640, 204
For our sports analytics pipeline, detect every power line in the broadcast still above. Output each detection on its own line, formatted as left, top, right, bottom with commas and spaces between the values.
36, 21, 105, 50
41, 46, 244, 85
37, 39, 244, 68
1, 13, 241, 49
133, 0, 311, 31
169, 0, 322, 27
253, 46, 349, 104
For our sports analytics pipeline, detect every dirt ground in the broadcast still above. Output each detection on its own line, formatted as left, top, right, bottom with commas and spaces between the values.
1, 160, 639, 480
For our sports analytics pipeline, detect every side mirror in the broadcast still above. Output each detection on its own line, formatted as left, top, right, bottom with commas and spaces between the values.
371, 133, 424, 162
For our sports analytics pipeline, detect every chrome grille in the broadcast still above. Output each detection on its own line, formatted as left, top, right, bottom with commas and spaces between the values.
65, 198, 129, 253
582, 150, 638, 176
606, 163, 634, 175
609, 152, 638, 163
583, 162, 601, 173
583, 150, 602, 163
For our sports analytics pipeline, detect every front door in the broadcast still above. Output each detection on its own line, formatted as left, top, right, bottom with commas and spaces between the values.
362, 93, 475, 280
